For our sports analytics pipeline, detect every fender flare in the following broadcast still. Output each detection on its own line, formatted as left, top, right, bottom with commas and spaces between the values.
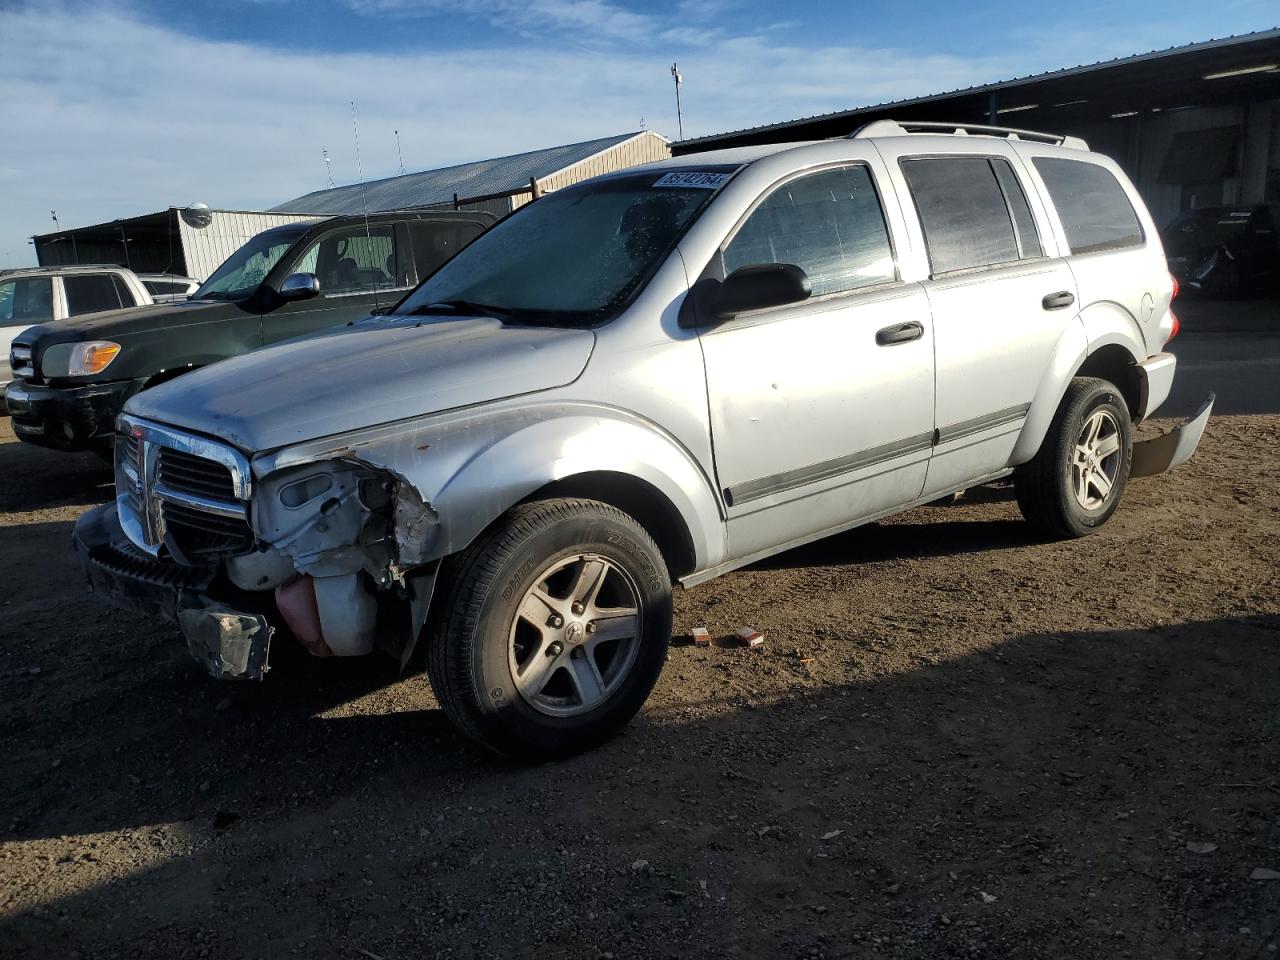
1010, 302, 1148, 465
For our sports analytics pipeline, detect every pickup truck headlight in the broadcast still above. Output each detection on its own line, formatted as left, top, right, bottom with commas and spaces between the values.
67, 341, 122, 376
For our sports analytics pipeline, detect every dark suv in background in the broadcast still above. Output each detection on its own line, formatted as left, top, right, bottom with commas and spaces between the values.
5, 209, 494, 454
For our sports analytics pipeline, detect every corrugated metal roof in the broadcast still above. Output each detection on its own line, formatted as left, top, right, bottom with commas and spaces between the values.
675, 27, 1280, 149
271, 132, 648, 215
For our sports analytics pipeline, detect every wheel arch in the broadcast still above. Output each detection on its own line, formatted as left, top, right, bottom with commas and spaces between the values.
522, 471, 698, 580
1010, 321, 1143, 465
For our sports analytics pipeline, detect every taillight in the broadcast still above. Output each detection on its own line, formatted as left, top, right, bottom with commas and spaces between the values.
1170, 272, 1180, 301
1167, 310, 1180, 345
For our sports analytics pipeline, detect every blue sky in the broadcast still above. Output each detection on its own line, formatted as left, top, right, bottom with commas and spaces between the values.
1, 0, 1276, 265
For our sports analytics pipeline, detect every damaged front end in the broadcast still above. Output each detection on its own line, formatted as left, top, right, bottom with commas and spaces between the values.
74, 415, 443, 680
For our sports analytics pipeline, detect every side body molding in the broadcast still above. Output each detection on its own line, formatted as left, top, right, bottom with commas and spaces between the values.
254, 401, 727, 576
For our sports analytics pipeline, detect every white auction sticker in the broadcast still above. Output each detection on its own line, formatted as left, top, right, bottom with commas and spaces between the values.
653, 171, 731, 189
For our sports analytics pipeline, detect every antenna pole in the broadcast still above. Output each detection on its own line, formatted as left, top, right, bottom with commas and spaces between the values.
351, 100, 381, 310
322, 146, 335, 188
671, 62, 684, 140
395, 129, 406, 176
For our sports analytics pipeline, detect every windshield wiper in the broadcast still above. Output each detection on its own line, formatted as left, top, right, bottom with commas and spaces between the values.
407, 299, 511, 320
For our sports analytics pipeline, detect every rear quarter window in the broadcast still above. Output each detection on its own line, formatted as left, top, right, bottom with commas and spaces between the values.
1033, 157, 1144, 255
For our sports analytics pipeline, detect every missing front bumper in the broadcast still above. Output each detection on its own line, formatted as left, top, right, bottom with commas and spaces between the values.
74, 502, 275, 680
1131, 393, 1214, 478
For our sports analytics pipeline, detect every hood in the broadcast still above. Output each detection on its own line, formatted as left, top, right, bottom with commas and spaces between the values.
27, 299, 236, 345
124, 314, 595, 452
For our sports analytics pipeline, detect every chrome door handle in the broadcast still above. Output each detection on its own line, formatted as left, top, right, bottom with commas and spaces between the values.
1042, 290, 1075, 310
875, 321, 924, 346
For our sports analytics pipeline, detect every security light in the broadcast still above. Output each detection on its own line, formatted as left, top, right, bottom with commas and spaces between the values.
1202, 64, 1277, 80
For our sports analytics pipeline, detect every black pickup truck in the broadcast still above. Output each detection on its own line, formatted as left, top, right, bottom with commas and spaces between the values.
5, 209, 494, 454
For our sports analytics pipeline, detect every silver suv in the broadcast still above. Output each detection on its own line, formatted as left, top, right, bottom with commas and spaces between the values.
74, 120, 1212, 758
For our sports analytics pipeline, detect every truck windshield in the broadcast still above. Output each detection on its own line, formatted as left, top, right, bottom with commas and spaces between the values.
193, 227, 308, 301
396, 169, 735, 325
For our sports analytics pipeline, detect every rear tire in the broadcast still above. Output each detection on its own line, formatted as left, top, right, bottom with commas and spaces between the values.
425, 498, 672, 760
1015, 377, 1132, 539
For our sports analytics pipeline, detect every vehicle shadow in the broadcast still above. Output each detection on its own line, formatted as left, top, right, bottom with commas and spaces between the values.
751, 511, 1034, 571
3, 614, 1276, 958
0, 430, 112, 513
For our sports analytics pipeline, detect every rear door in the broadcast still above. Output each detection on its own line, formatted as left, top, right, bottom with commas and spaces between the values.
262, 221, 414, 345
878, 142, 1078, 496
696, 159, 935, 559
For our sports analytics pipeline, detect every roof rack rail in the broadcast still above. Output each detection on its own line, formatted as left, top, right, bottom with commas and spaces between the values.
851, 119, 1088, 151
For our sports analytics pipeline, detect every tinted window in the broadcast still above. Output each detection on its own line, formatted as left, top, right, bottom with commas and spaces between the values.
991, 159, 1043, 259
398, 170, 722, 324
0, 277, 54, 326
410, 221, 486, 281
144, 280, 190, 295
293, 224, 402, 295
63, 274, 122, 316
903, 157, 1025, 274
112, 274, 138, 307
723, 165, 895, 297
1033, 158, 1144, 255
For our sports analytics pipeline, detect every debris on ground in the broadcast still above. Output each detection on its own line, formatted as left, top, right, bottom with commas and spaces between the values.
735, 626, 764, 648
1250, 867, 1280, 880
691, 627, 711, 648
1186, 841, 1218, 854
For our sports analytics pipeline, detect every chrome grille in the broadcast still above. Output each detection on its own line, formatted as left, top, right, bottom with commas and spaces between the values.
157, 447, 237, 501
115, 415, 254, 564
10, 342, 33, 379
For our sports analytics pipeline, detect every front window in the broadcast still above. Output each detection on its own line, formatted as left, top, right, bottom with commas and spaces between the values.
194, 227, 308, 301
291, 224, 404, 296
397, 169, 733, 325
0, 277, 54, 326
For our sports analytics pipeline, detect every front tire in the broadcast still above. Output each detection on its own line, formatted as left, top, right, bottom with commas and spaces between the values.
426, 498, 672, 760
1014, 377, 1132, 539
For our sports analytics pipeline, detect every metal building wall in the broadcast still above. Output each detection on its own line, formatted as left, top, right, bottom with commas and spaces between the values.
497, 132, 672, 213
177, 210, 326, 281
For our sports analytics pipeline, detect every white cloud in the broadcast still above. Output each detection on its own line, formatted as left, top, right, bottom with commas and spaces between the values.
0, 0, 1162, 265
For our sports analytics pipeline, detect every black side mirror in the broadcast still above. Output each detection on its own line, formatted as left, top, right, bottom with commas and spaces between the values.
278, 273, 320, 302
714, 263, 811, 319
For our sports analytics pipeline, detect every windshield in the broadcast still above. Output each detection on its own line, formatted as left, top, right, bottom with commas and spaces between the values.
396, 168, 734, 325
193, 226, 309, 301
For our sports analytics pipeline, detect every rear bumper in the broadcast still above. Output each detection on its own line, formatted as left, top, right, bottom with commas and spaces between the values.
1131, 393, 1214, 478
73, 503, 274, 678
1136, 352, 1176, 421
4, 377, 145, 451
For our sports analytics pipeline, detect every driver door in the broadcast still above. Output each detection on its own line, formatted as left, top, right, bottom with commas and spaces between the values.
697, 162, 936, 559
264, 222, 413, 344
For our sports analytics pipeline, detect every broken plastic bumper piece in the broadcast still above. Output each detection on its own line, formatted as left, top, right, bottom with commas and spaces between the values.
178, 602, 273, 680
1131, 393, 1214, 478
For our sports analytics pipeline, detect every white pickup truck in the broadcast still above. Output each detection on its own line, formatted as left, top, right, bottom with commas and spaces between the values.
0, 265, 156, 387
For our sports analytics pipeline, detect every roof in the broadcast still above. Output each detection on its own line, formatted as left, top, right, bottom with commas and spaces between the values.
0, 264, 138, 277
674, 28, 1280, 152
271, 132, 656, 216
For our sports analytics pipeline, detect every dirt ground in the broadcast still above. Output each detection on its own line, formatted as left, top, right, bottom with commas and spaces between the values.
0, 411, 1277, 960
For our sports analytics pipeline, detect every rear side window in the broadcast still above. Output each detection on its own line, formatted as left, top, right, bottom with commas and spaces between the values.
902, 157, 1042, 274
144, 280, 190, 295
111, 274, 139, 307
63, 274, 123, 316
1033, 158, 1144, 255
410, 221, 487, 281
723, 164, 895, 297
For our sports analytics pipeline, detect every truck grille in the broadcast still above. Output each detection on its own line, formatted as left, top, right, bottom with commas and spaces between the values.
115, 415, 254, 564
10, 342, 33, 379
157, 447, 238, 501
